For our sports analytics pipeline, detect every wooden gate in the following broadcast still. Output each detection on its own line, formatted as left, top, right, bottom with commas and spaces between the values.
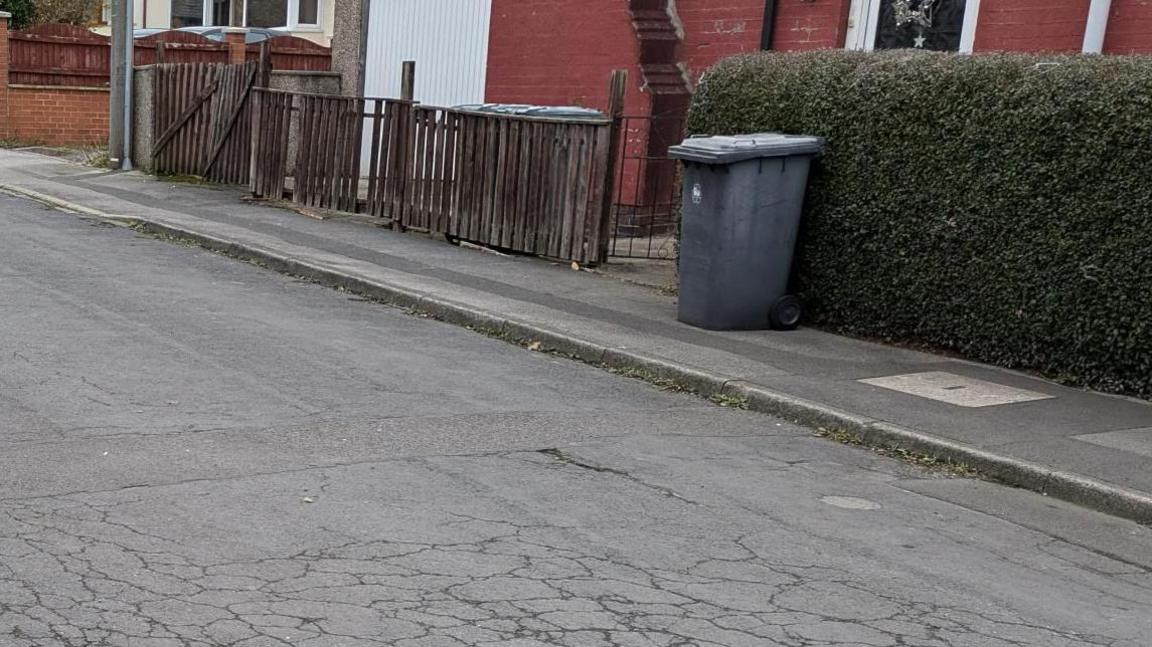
151, 57, 269, 184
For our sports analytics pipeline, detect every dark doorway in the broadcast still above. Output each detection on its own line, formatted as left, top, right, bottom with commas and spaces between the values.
875, 0, 967, 51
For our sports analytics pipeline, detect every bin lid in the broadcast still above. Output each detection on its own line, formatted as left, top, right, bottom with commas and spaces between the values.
454, 104, 606, 121
668, 133, 824, 165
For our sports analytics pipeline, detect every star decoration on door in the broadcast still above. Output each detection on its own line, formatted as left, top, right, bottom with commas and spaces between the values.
893, 0, 939, 29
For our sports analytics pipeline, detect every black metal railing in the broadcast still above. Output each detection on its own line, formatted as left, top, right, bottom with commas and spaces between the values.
609, 113, 685, 260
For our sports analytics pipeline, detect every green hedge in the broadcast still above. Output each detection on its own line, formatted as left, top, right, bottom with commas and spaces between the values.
689, 51, 1152, 398
0, 0, 34, 29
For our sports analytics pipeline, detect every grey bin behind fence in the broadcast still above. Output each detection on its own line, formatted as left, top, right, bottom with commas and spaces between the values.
669, 133, 824, 331
454, 104, 606, 121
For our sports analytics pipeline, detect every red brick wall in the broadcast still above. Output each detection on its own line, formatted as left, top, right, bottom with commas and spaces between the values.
772, 0, 852, 51
973, 0, 1093, 52
1104, 0, 1152, 53
484, 1, 1147, 114
0, 15, 10, 140
6, 86, 110, 146
485, 0, 649, 116
676, 0, 765, 83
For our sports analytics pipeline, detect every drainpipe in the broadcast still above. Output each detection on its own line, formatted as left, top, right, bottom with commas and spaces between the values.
122, 0, 134, 170
760, 0, 779, 50
1083, 0, 1112, 54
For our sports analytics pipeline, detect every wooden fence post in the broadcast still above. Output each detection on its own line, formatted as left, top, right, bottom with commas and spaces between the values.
0, 12, 11, 140
400, 60, 416, 101
248, 44, 273, 194
596, 70, 628, 263
392, 60, 415, 230
257, 40, 272, 86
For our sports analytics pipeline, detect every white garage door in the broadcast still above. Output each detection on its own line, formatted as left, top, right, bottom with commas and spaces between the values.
362, 0, 493, 106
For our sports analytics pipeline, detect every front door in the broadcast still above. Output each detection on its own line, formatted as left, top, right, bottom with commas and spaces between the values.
848, 0, 974, 52
875, 0, 968, 50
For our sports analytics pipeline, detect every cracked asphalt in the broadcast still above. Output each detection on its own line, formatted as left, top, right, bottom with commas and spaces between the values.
2, 193, 1151, 647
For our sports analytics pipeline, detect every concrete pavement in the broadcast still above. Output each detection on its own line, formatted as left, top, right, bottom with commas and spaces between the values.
2, 189, 1152, 646
2, 148, 1152, 527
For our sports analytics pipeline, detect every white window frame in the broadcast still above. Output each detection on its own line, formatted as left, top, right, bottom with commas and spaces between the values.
201, 0, 322, 29
200, 0, 222, 26
286, 0, 321, 29
845, 0, 981, 54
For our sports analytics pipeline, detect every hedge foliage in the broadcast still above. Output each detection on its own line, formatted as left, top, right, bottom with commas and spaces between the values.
0, 0, 35, 29
689, 51, 1152, 398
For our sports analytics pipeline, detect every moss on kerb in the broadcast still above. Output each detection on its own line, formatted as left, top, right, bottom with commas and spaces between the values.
690, 51, 1152, 400
817, 427, 979, 478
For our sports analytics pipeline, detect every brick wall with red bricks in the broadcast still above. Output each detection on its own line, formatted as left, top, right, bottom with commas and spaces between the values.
485, 0, 650, 116
1105, 0, 1152, 54
0, 13, 11, 140
5, 86, 110, 146
1, 13, 110, 146
675, 0, 766, 84
771, 0, 851, 52
483, 1, 1148, 122
974, 0, 1094, 52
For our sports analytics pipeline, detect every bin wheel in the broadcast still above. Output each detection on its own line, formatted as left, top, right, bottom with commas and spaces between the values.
769, 295, 803, 331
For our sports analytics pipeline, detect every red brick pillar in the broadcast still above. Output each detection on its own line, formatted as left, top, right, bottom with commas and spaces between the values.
225, 28, 247, 65
0, 12, 11, 140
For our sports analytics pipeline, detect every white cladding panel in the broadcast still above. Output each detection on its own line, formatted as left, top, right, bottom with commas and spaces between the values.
363, 0, 493, 106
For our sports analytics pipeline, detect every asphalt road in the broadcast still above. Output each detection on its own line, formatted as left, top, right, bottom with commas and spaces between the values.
1, 193, 1151, 647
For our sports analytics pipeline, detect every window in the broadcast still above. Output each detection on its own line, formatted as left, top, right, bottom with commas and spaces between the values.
246, 0, 286, 27
846, 0, 980, 53
209, 0, 231, 26
171, 0, 204, 27
296, 0, 318, 26
182, 0, 320, 29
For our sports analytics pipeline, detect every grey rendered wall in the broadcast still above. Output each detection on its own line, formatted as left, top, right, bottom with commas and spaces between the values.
330, 0, 367, 97
132, 66, 155, 174
268, 71, 343, 176
269, 70, 342, 95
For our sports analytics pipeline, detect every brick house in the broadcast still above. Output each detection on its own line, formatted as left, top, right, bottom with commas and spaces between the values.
323, 0, 1147, 215
100, 0, 335, 43
333, 0, 1150, 120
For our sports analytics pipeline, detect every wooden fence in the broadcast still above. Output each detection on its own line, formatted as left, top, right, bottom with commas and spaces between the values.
251, 72, 627, 264
152, 59, 268, 183
7, 23, 111, 86
136, 31, 230, 66
6, 24, 331, 87
246, 36, 332, 72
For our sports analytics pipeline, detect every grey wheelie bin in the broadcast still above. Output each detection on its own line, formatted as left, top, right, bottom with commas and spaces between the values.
454, 104, 605, 121
668, 133, 824, 331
